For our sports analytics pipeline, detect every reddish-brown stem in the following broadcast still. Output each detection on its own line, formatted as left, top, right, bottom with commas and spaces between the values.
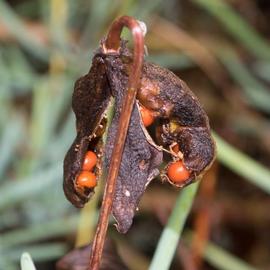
89, 16, 144, 270
191, 162, 217, 269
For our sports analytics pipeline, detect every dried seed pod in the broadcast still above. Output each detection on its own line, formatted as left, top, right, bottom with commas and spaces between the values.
63, 40, 215, 233
103, 47, 163, 233
63, 56, 111, 207
138, 62, 216, 187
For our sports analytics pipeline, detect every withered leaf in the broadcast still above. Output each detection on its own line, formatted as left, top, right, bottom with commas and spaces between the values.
63, 40, 215, 233
56, 239, 128, 270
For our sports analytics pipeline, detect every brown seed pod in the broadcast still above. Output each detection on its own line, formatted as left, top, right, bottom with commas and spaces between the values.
102, 44, 163, 233
63, 56, 111, 207
63, 40, 215, 233
138, 62, 216, 187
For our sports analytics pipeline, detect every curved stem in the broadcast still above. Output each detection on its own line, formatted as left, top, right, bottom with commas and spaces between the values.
89, 16, 144, 270
104, 15, 144, 91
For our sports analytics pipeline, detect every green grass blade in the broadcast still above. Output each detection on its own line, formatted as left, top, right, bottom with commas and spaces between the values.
42, 113, 75, 164
0, 46, 36, 95
0, 210, 22, 229
204, 241, 259, 270
217, 49, 270, 113
184, 232, 259, 270
0, 116, 24, 180
253, 61, 270, 82
80, 0, 118, 47
0, 260, 17, 270
0, 215, 79, 249
12, 244, 67, 262
132, 0, 168, 20
0, 1, 48, 60
214, 132, 270, 194
149, 182, 199, 270
20, 253, 36, 270
192, 0, 270, 60
0, 163, 61, 210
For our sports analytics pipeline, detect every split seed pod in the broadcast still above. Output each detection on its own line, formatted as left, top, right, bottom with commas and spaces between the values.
63, 37, 215, 233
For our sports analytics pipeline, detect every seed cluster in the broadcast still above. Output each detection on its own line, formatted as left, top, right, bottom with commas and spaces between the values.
63, 38, 215, 233
139, 105, 190, 184
76, 151, 98, 188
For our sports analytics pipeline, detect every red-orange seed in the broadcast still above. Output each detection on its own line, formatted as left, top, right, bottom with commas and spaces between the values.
167, 161, 190, 183
76, 171, 97, 188
82, 151, 97, 171
139, 106, 154, 127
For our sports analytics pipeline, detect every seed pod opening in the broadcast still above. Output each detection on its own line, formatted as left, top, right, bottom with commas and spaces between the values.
63, 40, 215, 232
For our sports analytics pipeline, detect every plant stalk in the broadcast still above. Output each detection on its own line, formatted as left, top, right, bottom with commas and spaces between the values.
89, 16, 144, 270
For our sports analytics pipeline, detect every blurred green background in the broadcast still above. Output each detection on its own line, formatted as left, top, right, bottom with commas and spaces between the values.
0, 0, 270, 269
